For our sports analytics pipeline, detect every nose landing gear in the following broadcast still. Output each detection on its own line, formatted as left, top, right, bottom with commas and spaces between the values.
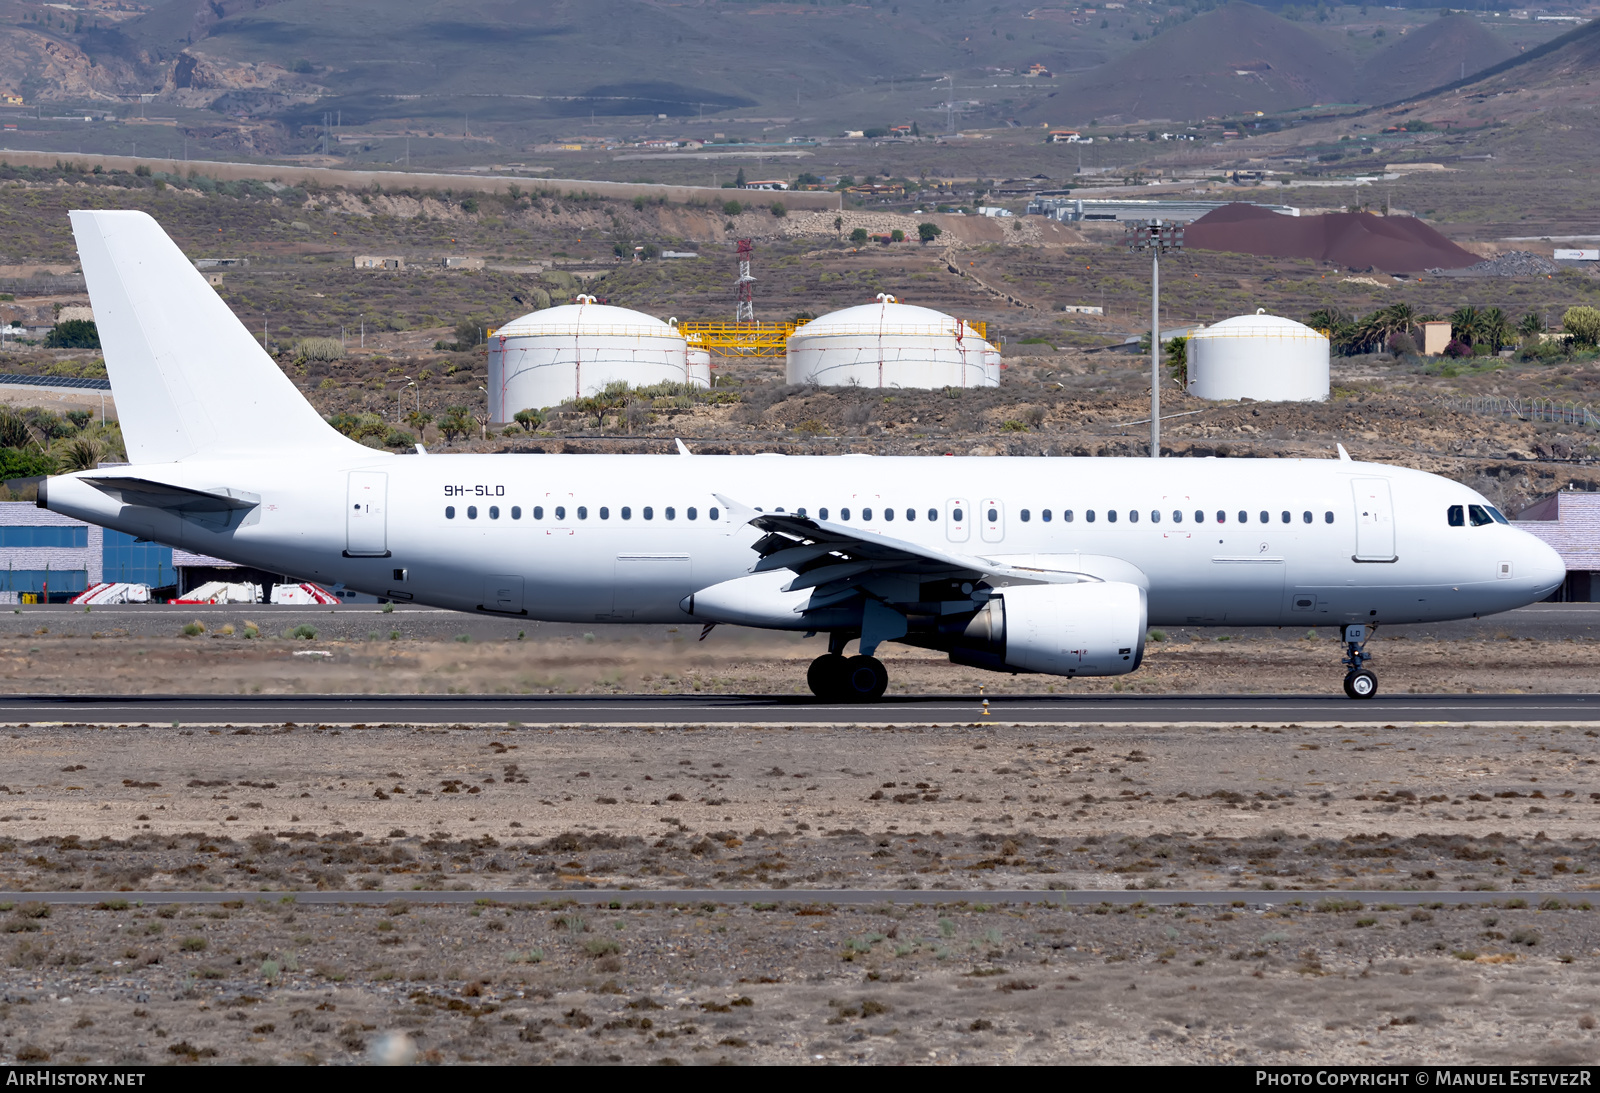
1341, 623, 1377, 699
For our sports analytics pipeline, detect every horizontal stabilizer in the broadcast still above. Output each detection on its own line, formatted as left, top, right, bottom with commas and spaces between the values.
80, 475, 260, 512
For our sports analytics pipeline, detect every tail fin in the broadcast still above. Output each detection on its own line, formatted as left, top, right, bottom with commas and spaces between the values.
70, 209, 357, 463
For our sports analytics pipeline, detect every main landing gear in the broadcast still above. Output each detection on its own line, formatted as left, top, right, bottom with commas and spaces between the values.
1341, 622, 1377, 699
808, 645, 889, 702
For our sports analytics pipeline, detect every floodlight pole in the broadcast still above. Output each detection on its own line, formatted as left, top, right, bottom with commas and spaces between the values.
1125, 218, 1183, 458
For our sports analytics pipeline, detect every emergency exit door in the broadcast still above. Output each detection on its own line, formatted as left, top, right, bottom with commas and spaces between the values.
1351, 477, 1396, 562
346, 471, 389, 557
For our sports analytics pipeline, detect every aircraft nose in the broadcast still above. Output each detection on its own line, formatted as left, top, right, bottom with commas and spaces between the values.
1525, 534, 1567, 597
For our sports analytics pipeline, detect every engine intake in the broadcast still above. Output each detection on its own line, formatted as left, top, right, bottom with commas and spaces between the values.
950, 581, 1146, 677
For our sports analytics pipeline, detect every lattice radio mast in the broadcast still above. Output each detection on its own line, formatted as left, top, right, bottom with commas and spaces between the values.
735, 239, 755, 323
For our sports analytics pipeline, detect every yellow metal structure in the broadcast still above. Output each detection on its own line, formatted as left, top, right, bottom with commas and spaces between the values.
679, 319, 988, 357
678, 321, 797, 358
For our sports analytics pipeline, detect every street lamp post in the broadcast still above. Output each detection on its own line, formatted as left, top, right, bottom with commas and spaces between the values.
1125, 218, 1183, 458
399, 378, 413, 420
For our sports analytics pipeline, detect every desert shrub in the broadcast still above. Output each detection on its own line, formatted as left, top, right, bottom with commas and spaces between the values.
1563, 306, 1600, 348
294, 337, 344, 362
1442, 338, 1472, 358
1387, 331, 1417, 356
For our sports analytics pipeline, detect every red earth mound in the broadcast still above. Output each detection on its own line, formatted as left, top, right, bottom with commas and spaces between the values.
1184, 204, 1479, 272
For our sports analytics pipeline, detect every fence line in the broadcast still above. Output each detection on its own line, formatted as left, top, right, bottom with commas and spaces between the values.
1441, 395, 1600, 429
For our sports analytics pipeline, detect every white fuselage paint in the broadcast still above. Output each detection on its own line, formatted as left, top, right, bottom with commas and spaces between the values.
44, 453, 1566, 633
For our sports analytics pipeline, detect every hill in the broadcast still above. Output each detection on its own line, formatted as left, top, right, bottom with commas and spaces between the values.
1022, 3, 1354, 125
1354, 14, 1516, 106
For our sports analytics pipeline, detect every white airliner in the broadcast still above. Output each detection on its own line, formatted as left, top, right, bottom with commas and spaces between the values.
39, 211, 1567, 700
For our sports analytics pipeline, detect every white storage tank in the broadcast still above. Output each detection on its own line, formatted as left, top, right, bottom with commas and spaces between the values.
488, 295, 690, 421
786, 294, 999, 389
1186, 309, 1329, 402
685, 332, 711, 389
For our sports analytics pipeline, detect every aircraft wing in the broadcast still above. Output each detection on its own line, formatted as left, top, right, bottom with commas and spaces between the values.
715, 493, 1101, 597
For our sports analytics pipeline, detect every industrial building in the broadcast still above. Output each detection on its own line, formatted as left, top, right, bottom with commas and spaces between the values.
487, 296, 700, 421
786, 295, 999, 390
1027, 197, 1300, 223
0, 500, 169, 602
1516, 490, 1600, 602
1185, 310, 1329, 402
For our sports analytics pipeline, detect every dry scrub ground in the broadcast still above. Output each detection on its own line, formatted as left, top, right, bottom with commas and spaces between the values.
0, 719, 1598, 1063
0, 621, 1596, 697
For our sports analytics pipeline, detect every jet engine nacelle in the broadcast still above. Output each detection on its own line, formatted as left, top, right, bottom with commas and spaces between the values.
951, 581, 1147, 677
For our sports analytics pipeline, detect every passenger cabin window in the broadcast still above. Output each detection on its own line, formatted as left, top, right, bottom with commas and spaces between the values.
1447, 505, 1465, 527
1172, 510, 1182, 523
666, 507, 676, 520
490, 506, 500, 520
1468, 504, 1494, 527
688, 507, 698, 520
1301, 511, 1312, 524
926, 508, 937, 522
621, 506, 632, 519
819, 507, 830, 520
1128, 510, 1138, 523
554, 506, 565, 520
468, 506, 478, 520
643, 506, 654, 520
1042, 509, 1052, 523
599, 507, 609, 520
512, 506, 522, 520
1259, 511, 1269, 523
986, 507, 997, 522
1238, 511, 1247, 524
1281, 511, 1291, 524
709, 507, 720, 520
1324, 511, 1334, 524
950, 507, 961, 522
1063, 509, 1074, 522
1194, 510, 1204, 524
1151, 510, 1161, 524
1020, 509, 1031, 522
883, 508, 893, 522
906, 508, 916, 521
1216, 511, 1226, 524
445, 506, 456, 520
841, 508, 851, 521
1107, 509, 1118, 523
533, 506, 544, 520
1085, 510, 1095, 523
577, 506, 587, 520
863, 507, 873, 521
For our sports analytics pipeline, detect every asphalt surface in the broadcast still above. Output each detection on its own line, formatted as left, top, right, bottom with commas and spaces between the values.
2, 692, 1599, 725
0, 889, 1580, 908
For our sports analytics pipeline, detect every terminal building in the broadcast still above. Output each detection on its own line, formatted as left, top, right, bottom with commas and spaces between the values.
1515, 489, 1600, 602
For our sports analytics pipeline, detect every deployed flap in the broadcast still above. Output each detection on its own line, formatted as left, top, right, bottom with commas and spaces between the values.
80, 475, 260, 512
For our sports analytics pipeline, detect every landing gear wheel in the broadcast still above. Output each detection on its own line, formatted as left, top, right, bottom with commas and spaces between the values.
1343, 669, 1378, 700
840, 655, 889, 702
807, 653, 848, 699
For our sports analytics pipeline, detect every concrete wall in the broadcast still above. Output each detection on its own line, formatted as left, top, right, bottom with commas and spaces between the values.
0, 150, 842, 210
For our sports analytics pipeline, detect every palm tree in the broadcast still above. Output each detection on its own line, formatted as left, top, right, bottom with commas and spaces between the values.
1448, 305, 1484, 347
1518, 312, 1546, 338
1480, 307, 1513, 352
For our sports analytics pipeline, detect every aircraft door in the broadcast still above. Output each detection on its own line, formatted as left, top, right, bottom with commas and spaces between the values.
1352, 477, 1397, 562
484, 574, 524, 614
346, 471, 388, 557
946, 499, 970, 543
980, 499, 1004, 543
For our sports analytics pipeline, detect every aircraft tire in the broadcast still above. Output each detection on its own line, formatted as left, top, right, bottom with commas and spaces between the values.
807, 653, 848, 699
841, 655, 889, 702
1343, 669, 1378, 700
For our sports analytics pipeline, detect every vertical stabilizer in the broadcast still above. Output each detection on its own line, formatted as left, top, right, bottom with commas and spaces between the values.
70, 210, 360, 463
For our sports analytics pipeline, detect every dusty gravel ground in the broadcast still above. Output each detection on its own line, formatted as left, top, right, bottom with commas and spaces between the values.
0, 721, 1598, 1063
1, 619, 1598, 1064
3, 897, 1600, 1066
0, 612, 1598, 697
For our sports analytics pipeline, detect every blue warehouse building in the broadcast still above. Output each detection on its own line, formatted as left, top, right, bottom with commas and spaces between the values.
0, 501, 173, 600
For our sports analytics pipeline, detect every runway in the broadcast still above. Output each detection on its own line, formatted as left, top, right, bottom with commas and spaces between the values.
0, 889, 1580, 908
1, 691, 1599, 725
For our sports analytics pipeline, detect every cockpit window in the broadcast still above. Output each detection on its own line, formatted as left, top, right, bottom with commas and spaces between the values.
1487, 506, 1509, 525
1447, 504, 1465, 527
1468, 504, 1494, 527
